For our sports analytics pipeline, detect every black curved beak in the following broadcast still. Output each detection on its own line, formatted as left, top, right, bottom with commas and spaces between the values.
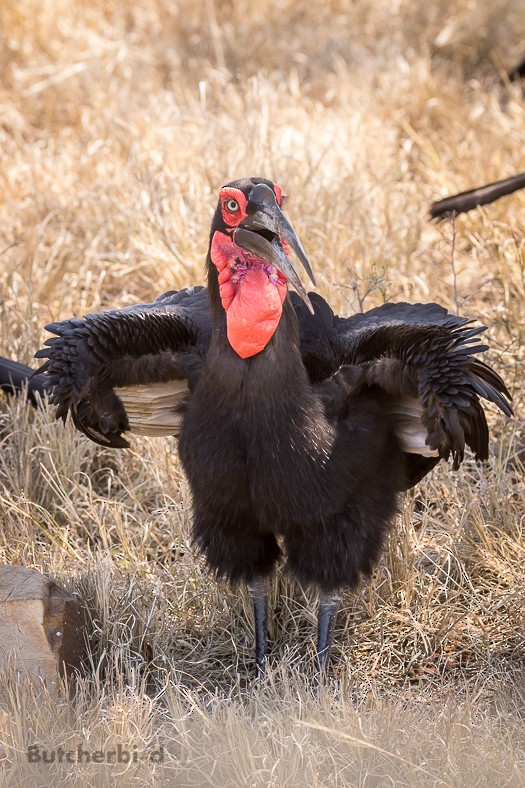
234, 183, 316, 314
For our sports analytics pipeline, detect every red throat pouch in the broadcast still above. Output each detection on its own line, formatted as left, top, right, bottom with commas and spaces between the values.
211, 231, 287, 358
227, 269, 286, 358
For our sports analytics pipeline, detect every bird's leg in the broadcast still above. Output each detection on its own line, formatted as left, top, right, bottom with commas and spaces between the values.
247, 575, 269, 676
317, 589, 342, 674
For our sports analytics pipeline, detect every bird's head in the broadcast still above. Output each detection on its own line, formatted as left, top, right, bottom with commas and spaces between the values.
208, 177, 316, 359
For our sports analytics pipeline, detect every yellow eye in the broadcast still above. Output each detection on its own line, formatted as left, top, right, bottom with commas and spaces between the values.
226, 199, 239, 212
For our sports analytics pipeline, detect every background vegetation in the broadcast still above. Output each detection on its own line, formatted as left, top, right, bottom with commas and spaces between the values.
0, 0, 524, 784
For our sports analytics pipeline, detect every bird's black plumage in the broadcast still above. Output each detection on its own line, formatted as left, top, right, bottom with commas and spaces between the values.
430, 172, 525, 219
34, 286, 211, 447
0, 357, 46, 406
1, 177, 513, 672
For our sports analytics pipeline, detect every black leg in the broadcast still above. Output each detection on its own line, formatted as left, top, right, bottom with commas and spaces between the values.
317, 589, 342, 674
247, 576, 269, 676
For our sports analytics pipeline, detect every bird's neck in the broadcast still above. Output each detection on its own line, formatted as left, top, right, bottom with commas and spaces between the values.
206, 241, 288, 359
211, 293, 304, 371
204, 256, 307, 386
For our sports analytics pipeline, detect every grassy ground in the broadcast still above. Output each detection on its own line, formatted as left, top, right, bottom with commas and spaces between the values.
1, 0, 525, 784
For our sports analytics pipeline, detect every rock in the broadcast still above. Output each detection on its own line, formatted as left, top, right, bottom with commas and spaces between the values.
0, 565, 87, 698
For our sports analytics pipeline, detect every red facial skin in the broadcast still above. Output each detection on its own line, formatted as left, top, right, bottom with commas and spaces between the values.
218, 187, 249, 227
272, 183, 283, 207
211, 184, 288, 359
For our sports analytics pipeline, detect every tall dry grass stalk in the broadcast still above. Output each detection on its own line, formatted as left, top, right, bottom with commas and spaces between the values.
1, 0, 524, 784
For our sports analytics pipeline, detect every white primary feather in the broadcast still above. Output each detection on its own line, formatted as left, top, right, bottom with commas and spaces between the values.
390, 398, 438, 457
114, 379, 189, 437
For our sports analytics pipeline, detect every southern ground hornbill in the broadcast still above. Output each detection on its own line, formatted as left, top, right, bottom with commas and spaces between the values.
0, 177, 512, 673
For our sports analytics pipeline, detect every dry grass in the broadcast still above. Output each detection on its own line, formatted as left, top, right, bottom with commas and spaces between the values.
1, 0, 525, 784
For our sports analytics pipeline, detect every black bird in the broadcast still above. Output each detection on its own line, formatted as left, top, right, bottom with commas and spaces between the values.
430, 172, 525, 219
1, 177, 512, 673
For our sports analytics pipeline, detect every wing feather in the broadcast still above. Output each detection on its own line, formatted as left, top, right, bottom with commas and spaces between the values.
292, 292, 512, 472
115, 379, 189, 437
35, 286, 211, 447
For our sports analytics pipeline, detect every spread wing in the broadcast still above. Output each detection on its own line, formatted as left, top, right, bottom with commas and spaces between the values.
292, 293, 512, 472
35, 286, 212, 448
